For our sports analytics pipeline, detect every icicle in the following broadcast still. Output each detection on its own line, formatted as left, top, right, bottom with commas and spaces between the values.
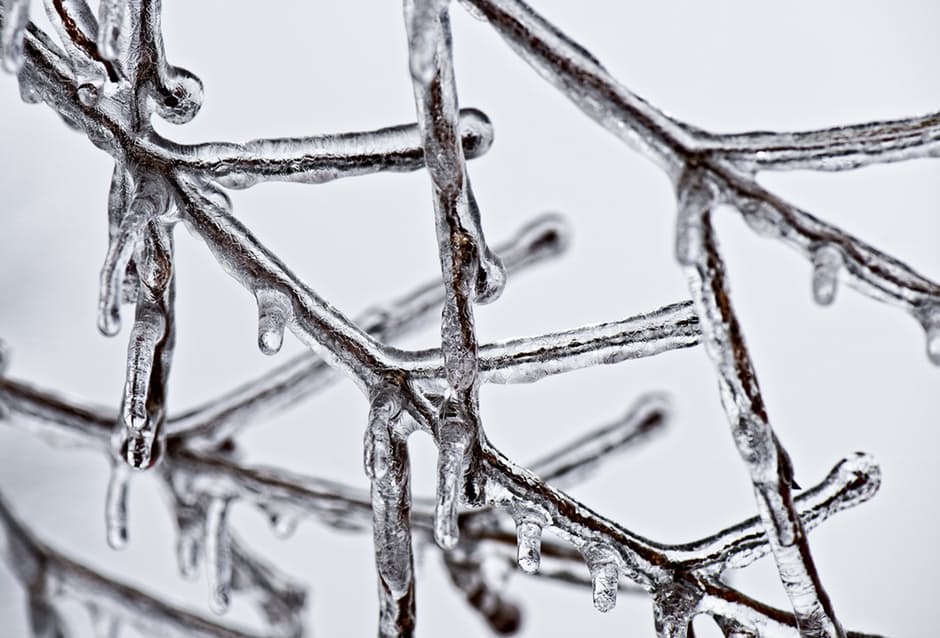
96, 0, 124, 61
118, 305, 166, 469
583, 543, 621, 612
255, 289, 291, 356
105, 461, 129, 549
514, 519, 543, 574
434, 401, 472, 550
0, 338, 8, 375
811, 244, 842, 306
0, 0, 29, 73
98, 178, 169, 337
175, 507, 203, 580
205, 497, 232, 614
364, 391, 399, 482
921, 305, 940, 366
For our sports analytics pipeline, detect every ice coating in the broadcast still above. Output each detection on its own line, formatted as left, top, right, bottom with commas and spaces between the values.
0, 0, 29, 72
0, 0, 934, 636
1, 369, 886, 636
583, 543, 621, 612
513, 519, 542, 574
96, 0, 124, 61
98, 175, 171, 336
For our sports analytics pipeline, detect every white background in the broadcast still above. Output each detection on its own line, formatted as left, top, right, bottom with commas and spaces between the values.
1, 1, 938, 636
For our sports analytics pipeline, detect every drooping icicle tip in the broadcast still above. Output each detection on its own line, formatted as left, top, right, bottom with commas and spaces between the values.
515, 519, 543, 574
923, 309, 940, 367
256, 289, 291, 356
434, 402, 473, 550
206, 497, 232, 614
811, 244, 842, 306
434, 437, 466, 550
175, 510, 203, 580
105, 462, 130, 550
583, 544, 621, 612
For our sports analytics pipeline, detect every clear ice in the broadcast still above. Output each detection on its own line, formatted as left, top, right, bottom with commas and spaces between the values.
0, 0, 935, 636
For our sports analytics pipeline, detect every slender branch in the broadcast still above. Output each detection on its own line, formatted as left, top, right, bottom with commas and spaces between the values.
0, 493, 278, 638
675, 172, 842, 638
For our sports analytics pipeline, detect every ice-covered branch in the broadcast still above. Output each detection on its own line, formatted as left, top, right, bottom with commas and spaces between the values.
463, 0, 940, 366
166, 213, 570, 447
167, 108, 493, 189
0, 493, 285, 638
675, 172, 842, 637
1, 1, 924, 636
0, 365, 880, 636
697, 111, 940, 172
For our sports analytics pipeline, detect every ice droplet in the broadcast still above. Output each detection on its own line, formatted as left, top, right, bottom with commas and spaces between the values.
105, 462, 129, 549
927, 328, 940, 366
514, 520, 542, 574
262, 503, 300, 540
0, 0, 30, 74
77, 82, 100, 107
175, 511, 203, 580
811, 244, 842, 306
97, 0, 124, 61
206, 497, 232, 614
256, 289, 291, 355
919, 305, 940, 366
583, 543, 620, 612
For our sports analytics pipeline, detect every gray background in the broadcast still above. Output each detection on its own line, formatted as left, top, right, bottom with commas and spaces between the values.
1, 1, 938, 635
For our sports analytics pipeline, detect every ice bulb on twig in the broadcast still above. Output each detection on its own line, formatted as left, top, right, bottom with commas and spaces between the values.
812, 244, 842, 306
256, 289, 291, 356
